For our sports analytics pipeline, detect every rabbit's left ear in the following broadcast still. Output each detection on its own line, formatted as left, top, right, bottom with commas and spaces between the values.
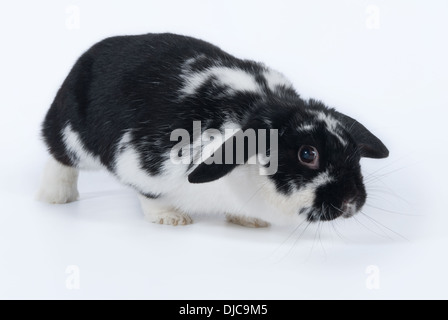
188, 117, 268, 184
187, 136, 243, 184
334, 111, 389, 159
188, 129, 261, 184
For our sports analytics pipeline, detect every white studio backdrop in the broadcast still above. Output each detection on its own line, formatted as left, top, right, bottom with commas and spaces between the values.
0, 0, 447, 299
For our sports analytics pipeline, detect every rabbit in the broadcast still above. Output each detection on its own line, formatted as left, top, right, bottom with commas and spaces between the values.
37, 33, 389, 228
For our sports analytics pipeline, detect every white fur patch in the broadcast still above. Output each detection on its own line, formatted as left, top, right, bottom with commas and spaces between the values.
180, 71, 209, 96
292, 171, 334, 210
316, 113, 347, 146
264, 69, 293, 92
297, 124, 315, 132
312, 171, 334, 187
36, 158, 79, 204
221, 121, 242, 134
118, 131, 133, 148
183, 54, 206, 68
180, 65, 262, 97
115, 146, 149, 190
115, 135, 155, 193
62, 124, 103, 170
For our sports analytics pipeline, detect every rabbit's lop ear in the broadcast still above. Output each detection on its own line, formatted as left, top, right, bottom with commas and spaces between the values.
188, 133, 256, 184
335, 111, 389, 159
188, 161, 237, 184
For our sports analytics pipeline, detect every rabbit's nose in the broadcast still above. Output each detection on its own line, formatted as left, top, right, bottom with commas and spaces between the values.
341, 200, 357, 218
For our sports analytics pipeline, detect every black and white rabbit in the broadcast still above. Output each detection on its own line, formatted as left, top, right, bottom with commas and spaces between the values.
37, 33, 389, 227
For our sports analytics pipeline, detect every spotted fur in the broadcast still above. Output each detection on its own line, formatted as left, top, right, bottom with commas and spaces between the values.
39, 33, 389, 225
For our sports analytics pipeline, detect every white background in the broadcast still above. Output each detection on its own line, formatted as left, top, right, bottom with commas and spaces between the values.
0, 0, 447, 300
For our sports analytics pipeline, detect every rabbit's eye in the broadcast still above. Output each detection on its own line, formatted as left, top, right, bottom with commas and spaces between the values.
298, 145, 319, 169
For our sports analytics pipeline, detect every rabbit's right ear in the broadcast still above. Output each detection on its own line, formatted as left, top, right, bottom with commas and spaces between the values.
334, 111, 389, 159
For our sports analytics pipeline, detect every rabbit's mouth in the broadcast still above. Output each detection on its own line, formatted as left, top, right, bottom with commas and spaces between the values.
341, 201, 358, 219
303, 200, 361, 222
